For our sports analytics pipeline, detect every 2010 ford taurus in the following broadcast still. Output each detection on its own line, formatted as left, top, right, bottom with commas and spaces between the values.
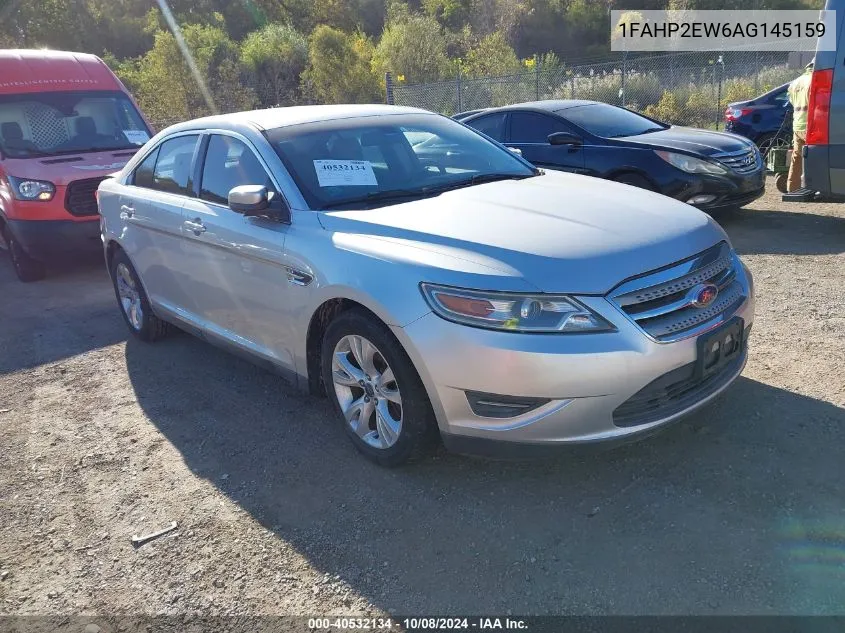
98, 105, 755, 466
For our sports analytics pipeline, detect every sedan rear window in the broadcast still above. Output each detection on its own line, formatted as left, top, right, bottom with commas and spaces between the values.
265, 113, 534, 210
560, 104, 666, 138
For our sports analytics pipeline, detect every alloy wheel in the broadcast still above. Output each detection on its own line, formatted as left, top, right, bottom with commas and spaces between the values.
331, 334, 403, 450
115, 262, 143, 331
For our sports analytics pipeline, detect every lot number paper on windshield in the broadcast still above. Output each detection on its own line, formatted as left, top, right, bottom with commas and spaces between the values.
314, 160, 378, 187
123, 130, 150, 145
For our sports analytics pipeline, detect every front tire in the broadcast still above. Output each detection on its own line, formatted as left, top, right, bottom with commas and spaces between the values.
321, 309, 439, 467
109, 249, 170, 342
3, 226, 46, 283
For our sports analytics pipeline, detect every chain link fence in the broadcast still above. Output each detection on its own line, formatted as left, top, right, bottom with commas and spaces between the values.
393, 50, 797, 129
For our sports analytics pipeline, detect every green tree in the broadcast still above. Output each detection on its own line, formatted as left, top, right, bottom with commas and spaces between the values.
373, 13, 452, 83
464, 31, 521, 77
241, 23, 309, 107
118, 22, 256, 127
423, 0, 473, 29
564, 0, 610, 58
302, 25, 382, 104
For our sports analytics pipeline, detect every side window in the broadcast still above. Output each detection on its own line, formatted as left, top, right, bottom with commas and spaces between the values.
132, 147, 159, 188
510, 112, 573, 144
200, 135, 273, 205
151, 135, 199, 195
466, 113, 507, 142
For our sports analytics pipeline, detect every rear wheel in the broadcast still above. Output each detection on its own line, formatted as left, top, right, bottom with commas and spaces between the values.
110, 249, 170, 342
321, 309, 439, 467
612, 173, 655, 191
2, 225, 45, 283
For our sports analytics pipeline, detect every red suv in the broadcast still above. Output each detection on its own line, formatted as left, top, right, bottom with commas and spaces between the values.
0, 49, 152, 281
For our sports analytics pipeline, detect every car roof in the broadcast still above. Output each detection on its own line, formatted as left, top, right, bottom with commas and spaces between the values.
0, 49, 120, 94
162, 104, 432, 135
462, 100, 603, 119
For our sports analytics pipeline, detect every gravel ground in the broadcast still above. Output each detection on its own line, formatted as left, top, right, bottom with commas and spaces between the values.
1, 178, 844, 619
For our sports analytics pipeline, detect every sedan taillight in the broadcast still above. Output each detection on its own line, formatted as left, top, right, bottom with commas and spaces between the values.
724, 107, 751, 121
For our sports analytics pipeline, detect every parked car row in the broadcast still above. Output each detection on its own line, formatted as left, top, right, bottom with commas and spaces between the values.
9, 11, 845, 464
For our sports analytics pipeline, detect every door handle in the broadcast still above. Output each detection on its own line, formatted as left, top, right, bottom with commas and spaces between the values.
183, 219, 206, 234
120, 204, 135, 219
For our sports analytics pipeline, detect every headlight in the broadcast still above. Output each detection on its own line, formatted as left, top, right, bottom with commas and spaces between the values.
7, 175, 56, 201
655, 151, 727, 175
420, 283, 615, 333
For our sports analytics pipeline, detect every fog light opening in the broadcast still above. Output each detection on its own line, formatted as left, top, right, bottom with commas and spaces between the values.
465, 391, 550, 419
687, 194, 717, 205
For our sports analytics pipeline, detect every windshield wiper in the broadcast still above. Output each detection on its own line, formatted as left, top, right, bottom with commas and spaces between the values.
323, 187, 440, 209
430, 172, 536, 193
2, 148, 51, 157
47, 145, 138, 156
610, 127, 664, 138
322, 173, 537, 209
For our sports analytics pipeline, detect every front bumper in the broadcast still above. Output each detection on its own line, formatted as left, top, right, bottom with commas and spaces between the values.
392, 280, 755, 455
5, 218, 101, 260
660, 166, 766, 211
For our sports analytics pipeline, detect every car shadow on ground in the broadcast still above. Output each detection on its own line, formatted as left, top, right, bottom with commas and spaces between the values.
125, 334, 845, 614
714, 205, 845, 256
0, 253, 125, 375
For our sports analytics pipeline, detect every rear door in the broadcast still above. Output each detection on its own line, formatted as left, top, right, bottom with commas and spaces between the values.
179, 132, 296, 371
506, 111, 586, 173
120, 133, 200, 314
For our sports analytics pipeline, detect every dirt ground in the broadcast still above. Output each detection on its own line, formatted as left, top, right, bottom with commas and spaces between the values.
1, 178, 844, 620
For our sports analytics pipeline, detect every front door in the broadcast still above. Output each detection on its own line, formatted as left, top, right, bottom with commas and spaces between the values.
506, 111, 586, 173
179, 133, 295, 371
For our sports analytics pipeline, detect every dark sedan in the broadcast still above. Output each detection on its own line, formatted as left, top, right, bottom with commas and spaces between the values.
724, 83, 792, 158
460, 100, 765, 212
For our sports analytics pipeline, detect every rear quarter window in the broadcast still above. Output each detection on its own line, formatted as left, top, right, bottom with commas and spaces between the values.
132, 147, 159, 189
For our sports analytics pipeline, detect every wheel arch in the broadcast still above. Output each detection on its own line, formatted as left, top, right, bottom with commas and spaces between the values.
304, 297, 390, 397
606, 168, 658, 190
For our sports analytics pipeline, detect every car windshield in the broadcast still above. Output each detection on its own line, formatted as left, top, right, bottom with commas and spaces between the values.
264, 113, 536, 210
560, 103, 667, 138
0, 90, 151, 158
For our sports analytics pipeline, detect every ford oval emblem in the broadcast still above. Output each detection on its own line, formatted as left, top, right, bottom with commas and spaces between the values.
689, 283, 719, 309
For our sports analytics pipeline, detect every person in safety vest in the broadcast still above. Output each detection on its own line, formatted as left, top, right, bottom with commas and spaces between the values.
786, 61, 813, 193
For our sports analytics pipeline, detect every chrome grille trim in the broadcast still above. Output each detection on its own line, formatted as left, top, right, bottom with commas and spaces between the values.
614, 248, 732, 307
714, 147, 760, 174
607, 241, 748, 342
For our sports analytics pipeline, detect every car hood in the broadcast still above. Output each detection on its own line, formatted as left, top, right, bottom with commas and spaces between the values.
621, 126, 752, 157
1, 150, 138, 186
317, 171, 728, 294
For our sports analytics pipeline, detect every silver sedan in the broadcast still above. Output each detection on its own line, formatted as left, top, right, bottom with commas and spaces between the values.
98, 105, 754, 466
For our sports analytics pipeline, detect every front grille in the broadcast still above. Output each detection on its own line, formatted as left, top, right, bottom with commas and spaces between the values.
65, 177, 106, 217
714, 147, 760, 174
608, 242, 747, 341
613, 344, 747, 428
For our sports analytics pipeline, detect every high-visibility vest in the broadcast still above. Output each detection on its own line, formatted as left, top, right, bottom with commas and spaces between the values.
788, 69, 812, 133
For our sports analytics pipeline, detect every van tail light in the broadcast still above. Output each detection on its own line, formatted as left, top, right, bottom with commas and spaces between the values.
806, 68, 833, 145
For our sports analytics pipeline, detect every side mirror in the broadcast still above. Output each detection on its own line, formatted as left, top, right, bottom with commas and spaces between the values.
548, 132, 582, 146
228, 185, 289, 222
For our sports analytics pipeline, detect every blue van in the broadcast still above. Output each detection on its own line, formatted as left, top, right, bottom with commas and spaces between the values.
803, 0, 845, 195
